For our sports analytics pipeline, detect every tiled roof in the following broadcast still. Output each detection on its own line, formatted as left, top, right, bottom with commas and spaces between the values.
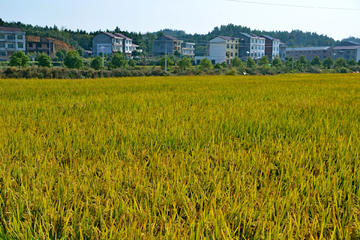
114, 33, 132, 40
262, 35, 279, 41
286, 46, 331, 51
333, 45, 360, 50
102, 32, 120, 38
164, 35, 179, 40
218, 36, 234, 41
0, 26, 24, 32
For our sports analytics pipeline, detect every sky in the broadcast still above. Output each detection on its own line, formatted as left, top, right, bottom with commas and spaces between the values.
1, 0, 359, 41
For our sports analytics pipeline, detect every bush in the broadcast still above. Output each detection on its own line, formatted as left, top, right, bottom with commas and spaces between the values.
225, 68, 237, 76
339, 67, 350, 73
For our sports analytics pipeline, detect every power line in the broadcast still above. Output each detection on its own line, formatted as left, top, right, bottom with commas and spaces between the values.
227, 0, 360, 11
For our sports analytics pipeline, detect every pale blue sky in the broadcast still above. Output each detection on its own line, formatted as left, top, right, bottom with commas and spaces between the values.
1, 0, 359, 40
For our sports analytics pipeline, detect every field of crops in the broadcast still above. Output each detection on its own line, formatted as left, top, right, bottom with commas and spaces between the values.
1, 74, 360, 239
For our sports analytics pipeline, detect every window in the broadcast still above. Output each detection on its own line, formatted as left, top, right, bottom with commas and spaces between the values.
7, 35, 15, 40
227, 44, 229, 48
18, 43, 24, 48
17, 35, 23, 40
37, 43, 41, 48
0, 43, 4, 48
235, 53, 237, 56
29, 43, 33, 47
235, 45, 238, 49
8, 43, 14, 48
0, 51, 5, 56
231, 52, 233, 57
231, 45, 233, 49
0, 34, 4, 39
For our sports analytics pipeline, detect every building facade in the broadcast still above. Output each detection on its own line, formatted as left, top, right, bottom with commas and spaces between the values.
154, 35, 182, 56
92, 32, 133, 57
26, 36, 55, 56
207, 36, 239, 64
181, 42, 195, 57
233, 33, 265, 61
262, 35, 280, 60
279, 42, 287, 61
332, 41, 360, 62
0, 26, 26, 61
286, 46, 332, 61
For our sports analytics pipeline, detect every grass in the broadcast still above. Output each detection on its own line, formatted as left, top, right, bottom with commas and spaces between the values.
0, 74, 360, 239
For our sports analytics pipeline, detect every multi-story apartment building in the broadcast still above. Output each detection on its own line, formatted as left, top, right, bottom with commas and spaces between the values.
0, 26, 26, 61
202, 36, 239, 64
181, 42, 195, 57
332, 41, 360, 62
232, 33, 265, 61
92, 32, 133, 57
286, 46, 332, 61
26, 36, 55, 56
262, 35, 280, 60
154, 35, 182, 55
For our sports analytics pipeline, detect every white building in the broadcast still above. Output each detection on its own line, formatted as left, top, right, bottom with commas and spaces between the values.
0, 26, 26, 61
199, 36, 239, 65
181, 42, 195, 57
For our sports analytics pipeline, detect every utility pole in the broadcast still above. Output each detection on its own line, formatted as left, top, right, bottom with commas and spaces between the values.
165, 40, 167, 74
292, 47, 294, 73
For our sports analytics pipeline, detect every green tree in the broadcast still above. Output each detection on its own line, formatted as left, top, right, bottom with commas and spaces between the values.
221, 61, 228, 68
295, 55, 308, 71
37, 54, 53, 68
348, 59, 357, 66
128, 59, 136, 68
358, 60, 360, 65
322, 57, 334, 69
174, 50, 181, 57
9, 51, 30, 68
56, 49, 67, 62
132, 50, 141, 57
111, 52, 127, 69
310, 56, 321, 66
157, 32, 164, 38
64, 50, 83, 69
214, 63, 223, 70
90, 56, 103, 70
199, 58, 213, 70
334, 58, 347, 68
272, 56, 282, 68
77, 48, 84, 57
160, 55, 174, 71
285, 57, 294, 67
177, 57, 191, 70
246, 57, 256, 68
258, 55, 270, 66
231, 57, 243, 68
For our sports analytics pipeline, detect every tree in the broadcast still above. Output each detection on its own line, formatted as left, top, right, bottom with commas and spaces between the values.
64, 50, 83, 69
295, 55, 307, 71
214, 63, 223, 70
348, 59, 357, 66
111, 52, 127, 69
285, 57, 294, 67
272, 56, 282, 68
160, 55, 174, 70
246, 57, 256, 68
221, 61, 228, 68
231, 57, 243, 68
9, 51, 30, 68
56, 49, 67, 62
174, 50, 181, 57
322, 57, 334, 69
358, 60, 360, 65
157, 32, 164, 38
310, 56, 321, 66
199, 58, 213, 70
77, 48, 84, 57
177, 57, 191, 70
334, 58, 347, 68
37, 54, 52, 68
258, 55, 270, 66
132, 50, 141, 57
128, 59, 136, 68
90, 56, 103, 70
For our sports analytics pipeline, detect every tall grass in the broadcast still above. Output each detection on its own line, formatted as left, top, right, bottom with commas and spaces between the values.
0, 74, 360, 239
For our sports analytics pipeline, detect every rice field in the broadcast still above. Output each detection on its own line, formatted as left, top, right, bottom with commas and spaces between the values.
1, 74, 360, 239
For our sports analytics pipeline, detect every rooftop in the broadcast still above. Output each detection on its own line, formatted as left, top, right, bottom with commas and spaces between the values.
333, 45, 360, 50
163, 35, 179, 41
0, 26, 24, 32
286, 46, 331, 51
262, 35, 280, 41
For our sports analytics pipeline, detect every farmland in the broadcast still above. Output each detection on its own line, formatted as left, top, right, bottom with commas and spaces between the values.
1, 74, 360, 239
